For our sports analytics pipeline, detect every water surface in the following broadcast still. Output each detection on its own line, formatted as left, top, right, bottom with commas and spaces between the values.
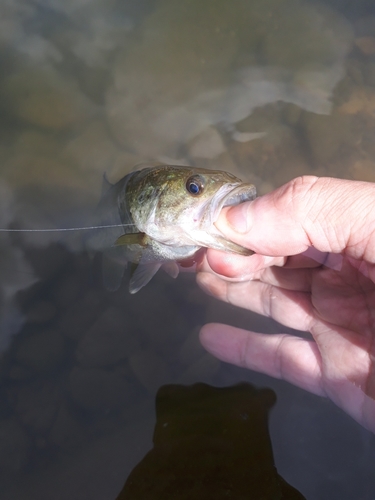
0, 0, 375, 498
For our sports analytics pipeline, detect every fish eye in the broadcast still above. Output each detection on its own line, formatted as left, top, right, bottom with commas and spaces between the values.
186, 175, 204, 196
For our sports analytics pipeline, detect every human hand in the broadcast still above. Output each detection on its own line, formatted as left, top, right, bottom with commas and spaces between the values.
197, 176, 375, 432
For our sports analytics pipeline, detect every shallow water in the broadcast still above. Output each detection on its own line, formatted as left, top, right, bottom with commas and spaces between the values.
1, 0, 375, 498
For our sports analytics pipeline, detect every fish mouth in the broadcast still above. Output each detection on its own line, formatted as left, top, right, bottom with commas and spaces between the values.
222, 184, 257, 208
209, 183, 257, 224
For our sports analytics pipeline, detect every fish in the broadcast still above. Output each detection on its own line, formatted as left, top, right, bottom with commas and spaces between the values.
88, 164, 256, 294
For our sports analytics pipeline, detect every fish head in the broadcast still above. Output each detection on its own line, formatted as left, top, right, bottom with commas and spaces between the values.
127, 165, 256, 253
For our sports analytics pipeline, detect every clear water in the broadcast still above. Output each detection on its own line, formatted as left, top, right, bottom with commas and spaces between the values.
0, 0, 375, 498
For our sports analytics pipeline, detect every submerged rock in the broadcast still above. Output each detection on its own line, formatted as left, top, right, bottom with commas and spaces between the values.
75, 306, 140, 368
0, 419, 31, 473
15, 329, 66, 374
1, 68, 95, 130
129, 351, 170, 393
106, 0, 352, 159
69, 366, 133, 411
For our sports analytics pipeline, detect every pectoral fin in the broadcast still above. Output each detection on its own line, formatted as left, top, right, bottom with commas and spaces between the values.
129, 263, 162, 294
161, 261, 180, 279
114, 232, 147, 247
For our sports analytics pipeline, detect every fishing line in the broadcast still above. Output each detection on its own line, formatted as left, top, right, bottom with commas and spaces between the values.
0, 224, 133, 233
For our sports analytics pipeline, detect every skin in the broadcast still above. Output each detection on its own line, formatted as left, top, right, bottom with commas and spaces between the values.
196, 176, 375, 433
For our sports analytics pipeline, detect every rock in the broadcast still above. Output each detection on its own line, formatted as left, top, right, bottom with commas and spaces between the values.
364, 62, 375, 87
187, 127, 226, 160
6, 364, 33, 381
75, 306, 140, 368
15, 329, 66, 373
69, 366, 133, 411
51, 273, 85, 309
262, 2, 352, 68
346, 59, 365, 85
349, 159, 375, 182
15, 381, 61, 433
230, 123, 309, 183
105, 0, 255, 158
282, 103, 302, 126
62, 120, 119, 174
14, 130, 62, 158
21, 243, 70, 283
58, 289, 108, 341
0, 419, 31, 473
48, 402, 83, 449
129, 351, 170, 393
337, 86, 375, 116
118, 284, 189, 350
354, 16, 375, 38
25, 300, 57, 324
300, 111, 351, 164
0, 68, 95, 130
355, 36, 375, 56
105, 0, 353, 160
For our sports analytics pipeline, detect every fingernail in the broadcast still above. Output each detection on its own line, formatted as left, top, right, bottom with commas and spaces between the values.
225, 203, 248, 233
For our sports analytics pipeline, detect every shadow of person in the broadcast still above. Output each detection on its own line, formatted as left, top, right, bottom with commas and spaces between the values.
116, 382, 305, 499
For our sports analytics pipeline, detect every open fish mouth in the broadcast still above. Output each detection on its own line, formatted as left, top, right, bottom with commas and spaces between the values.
222, 184, 257, 208
208, 183, 257, 224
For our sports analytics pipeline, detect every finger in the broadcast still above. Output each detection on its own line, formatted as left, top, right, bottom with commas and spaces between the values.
200, 323, 324, 396
202, 249, 286, 279
284, 247, 328, 268
259, 265, 313, 291
215, 176, 375, 261
198, 256, 314, 290
197, 272, 314, 331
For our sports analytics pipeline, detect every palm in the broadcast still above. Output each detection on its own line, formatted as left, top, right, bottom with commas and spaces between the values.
198, 252, 375, 432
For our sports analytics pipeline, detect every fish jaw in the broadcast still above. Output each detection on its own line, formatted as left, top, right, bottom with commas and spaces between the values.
180, 182, 256, 251
204, 182, 256, 225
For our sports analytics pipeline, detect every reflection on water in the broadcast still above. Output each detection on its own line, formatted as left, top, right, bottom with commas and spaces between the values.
1, 0, 375, 498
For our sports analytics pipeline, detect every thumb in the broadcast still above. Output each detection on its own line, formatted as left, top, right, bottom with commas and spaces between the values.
215, 176, 375, 260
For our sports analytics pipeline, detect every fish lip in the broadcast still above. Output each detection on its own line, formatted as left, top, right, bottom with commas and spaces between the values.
221, 184, 257, 208
209, 183, 257, 224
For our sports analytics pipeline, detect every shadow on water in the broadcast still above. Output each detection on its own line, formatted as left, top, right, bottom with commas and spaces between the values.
1, 0, 375, 498
116, 383, 305, 499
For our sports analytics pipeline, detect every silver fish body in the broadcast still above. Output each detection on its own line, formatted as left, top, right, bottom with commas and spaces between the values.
91, 165, 256, 293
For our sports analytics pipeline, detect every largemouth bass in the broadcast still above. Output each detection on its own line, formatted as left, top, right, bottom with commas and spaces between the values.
90, 165, 256, 293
